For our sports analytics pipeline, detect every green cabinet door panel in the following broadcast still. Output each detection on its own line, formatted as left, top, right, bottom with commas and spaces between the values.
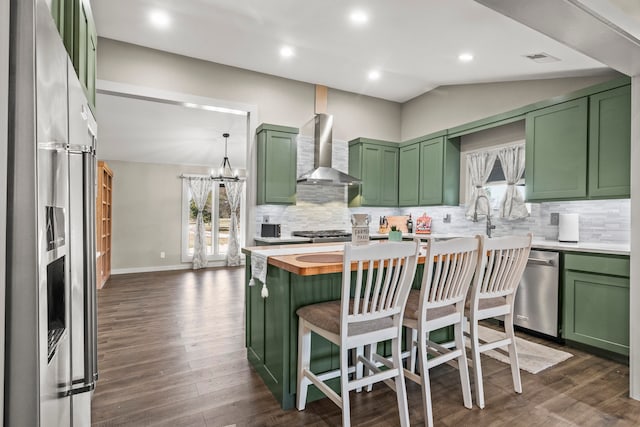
525, 98, 588, 201
563, 271, 629, 356
348, 139, 398, 207
398, 143, 420, 206
442, 137, 461, 206
381, 147, 399, 206
50, 0, 74, 57
257, 125, 298, 205
417, 136, 460, 206
362, 145, 383, 204
74, 0, 88, 88
419, 137, 444, 205
246, 261, 265, 362
563, 253, 630, 356
588, 86, 631, 199
50, 0, 96, 107
86, 24, 97, 107
263, 266, 291, 405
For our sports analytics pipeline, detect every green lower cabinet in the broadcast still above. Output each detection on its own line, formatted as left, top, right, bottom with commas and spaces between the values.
526, 98, 588, 201
256, 124, 299, 205
588, 86, 631, 199
563, 253, 630, 356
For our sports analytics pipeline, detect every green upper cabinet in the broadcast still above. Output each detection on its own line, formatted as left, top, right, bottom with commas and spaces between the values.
525, 98, 588, 201
418, 136, 460, 206
73, 0, 97, 109
50, 0, 74, 54
563, 253, 630, 356
348, 139, 398, 207
257, 124, 299, 205
49, 0, 97, 109
398, 143, 420, 206
588, 86, 631, 199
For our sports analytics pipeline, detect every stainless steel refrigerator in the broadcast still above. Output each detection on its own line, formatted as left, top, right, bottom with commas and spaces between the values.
1, 0, 10, 423
5, 0, 98, 425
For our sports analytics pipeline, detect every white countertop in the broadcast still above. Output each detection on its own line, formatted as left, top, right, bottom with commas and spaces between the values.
530, 239, 629, 256
253, 236, 312, 244
254, 234, 630, 256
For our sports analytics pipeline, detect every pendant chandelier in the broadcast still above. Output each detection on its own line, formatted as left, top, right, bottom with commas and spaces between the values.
211, 132, 245, 181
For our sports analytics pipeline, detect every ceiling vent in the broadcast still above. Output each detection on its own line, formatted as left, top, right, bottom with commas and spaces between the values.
524, 52, 561, 63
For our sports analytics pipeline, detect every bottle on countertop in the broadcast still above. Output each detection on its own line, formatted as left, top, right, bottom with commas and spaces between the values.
407, 214, 413, 233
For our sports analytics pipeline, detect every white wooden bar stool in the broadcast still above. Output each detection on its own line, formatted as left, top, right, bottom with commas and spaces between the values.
402, 236, 481, 427
296, 240, 420, 427
466, 233, 532, 409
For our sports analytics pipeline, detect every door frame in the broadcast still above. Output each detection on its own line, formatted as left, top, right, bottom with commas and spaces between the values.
0, 0, 10, 420
96, 80, 259, 265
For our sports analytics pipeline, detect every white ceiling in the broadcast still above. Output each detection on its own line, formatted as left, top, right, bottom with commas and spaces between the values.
94, 0, 640, 167
91, 0, 611, 103
96, 92, 248, 168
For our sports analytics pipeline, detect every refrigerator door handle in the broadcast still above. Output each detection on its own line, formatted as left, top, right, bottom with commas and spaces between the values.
73, 148, 97, 394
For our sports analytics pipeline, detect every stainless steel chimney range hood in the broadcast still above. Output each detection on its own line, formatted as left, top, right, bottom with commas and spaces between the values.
297, 113, 361, 186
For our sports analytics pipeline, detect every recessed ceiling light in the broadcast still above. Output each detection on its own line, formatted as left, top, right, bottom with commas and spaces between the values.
458, 53, 474, 62
350, 10, 368, 25
149, 10, 171, 29
280, 46, 294, 58
368, 70, 381, 80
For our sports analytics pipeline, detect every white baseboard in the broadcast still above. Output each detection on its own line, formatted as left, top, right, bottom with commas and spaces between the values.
111, 260, 244, 275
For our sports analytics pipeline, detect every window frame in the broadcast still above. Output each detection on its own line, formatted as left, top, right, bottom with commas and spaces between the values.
181, 179, 247, 263
463, 141, 527, 212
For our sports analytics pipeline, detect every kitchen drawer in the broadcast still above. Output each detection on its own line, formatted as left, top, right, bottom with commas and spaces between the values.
564, 253, 629, 277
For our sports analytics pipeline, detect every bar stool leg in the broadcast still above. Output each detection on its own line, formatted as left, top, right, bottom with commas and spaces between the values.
470, 316, 485, 409
296, 320, 311, 410
504, 310, 522, 394
340, 347, 351, 427
454, 317, 473, 409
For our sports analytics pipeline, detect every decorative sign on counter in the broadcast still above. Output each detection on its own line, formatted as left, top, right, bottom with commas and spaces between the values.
352, 214, 370, 244
415, 212, 432, 234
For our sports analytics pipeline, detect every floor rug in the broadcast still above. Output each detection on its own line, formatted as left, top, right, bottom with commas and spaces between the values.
470, 325, 573, 374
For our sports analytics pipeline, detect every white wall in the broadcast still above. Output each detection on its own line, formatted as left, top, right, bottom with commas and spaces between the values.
98, 38, 402, 142
401, 74, 622, 140
106, 160, 211, 272
0, 0, 8, 419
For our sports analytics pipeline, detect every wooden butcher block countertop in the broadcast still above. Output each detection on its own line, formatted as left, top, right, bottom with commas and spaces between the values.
242, 242, 428, 276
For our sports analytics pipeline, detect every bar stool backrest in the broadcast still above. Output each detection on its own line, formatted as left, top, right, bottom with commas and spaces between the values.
341, 240, 420, 338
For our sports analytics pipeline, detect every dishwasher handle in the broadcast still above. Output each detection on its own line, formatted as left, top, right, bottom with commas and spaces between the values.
527, 258, 556, 266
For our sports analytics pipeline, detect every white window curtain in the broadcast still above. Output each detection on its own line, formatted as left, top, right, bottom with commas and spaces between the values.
224, 181, 243, 266
188, 177, 212, 270
498, 144, 528, 220
465, 151, 497, 220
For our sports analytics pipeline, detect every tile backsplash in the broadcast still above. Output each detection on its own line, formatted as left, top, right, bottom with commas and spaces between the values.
257, 199, 630, 244
255, 135, 630, 244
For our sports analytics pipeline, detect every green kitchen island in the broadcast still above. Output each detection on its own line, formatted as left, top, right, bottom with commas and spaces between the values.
242, 243, 449, 410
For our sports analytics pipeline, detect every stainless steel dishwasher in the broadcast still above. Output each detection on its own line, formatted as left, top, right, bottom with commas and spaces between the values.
513, 250, 560, 337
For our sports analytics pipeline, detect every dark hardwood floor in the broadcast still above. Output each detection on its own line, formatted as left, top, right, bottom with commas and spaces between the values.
92, 268, 640, 426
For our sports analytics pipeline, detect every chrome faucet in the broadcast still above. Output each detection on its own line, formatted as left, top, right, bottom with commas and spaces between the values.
473, 194, 496, 238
